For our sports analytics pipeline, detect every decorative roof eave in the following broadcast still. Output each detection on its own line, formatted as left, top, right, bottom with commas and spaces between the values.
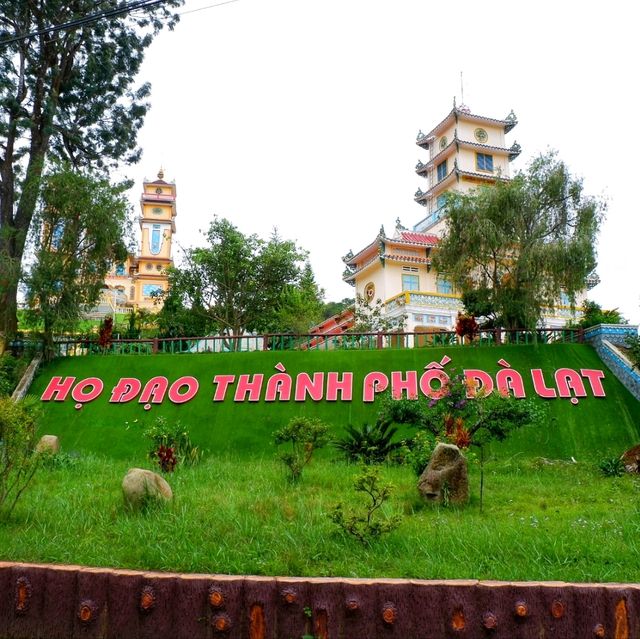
416, 139, 457, 175
342, 236, 381, 266
416, 108, 518, 146
414, 169, 457, 203
383, 254, 432, 264
342, 254, 381, 283
457, 139, 516, 155
508, 142, 522, 161
585, 271, 601, 290
457, 169, 510, 184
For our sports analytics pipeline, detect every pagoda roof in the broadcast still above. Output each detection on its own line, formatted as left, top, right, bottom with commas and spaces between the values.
416, 107, 518, 148
342, 229, 438, 283
343, 230, 438, 266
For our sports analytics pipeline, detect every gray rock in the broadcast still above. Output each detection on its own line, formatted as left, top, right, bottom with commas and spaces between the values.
35, 434, 60, 455
122, 468, 173, 509
418, 443, 469, 505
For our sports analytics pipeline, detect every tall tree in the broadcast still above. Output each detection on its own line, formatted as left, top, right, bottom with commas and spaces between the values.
433, 152, 604, 330
161, 218, 309, 339
24, 167, 130, 356
0, 0, 182, 344
275, 262, 325, 334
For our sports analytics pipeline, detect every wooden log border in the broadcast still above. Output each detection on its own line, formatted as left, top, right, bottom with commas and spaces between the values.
1, 562, 639, 638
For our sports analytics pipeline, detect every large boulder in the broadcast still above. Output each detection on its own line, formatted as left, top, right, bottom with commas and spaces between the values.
122, 468, 173, 509
418, 443, 469, 505
622, 444, 640, 473
35, 434, 60, 455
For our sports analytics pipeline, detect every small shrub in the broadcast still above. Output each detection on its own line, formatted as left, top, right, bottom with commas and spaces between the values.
273, 417, 329, 482
599, 456, 625, 477
0, 354, 23, 396
403, 430, 436, 476
627, 334, 640, 370
331, 465, 402, 545
0, 396, 42, 517
143, 416, 201, 472
334, 421, 403, 464
41, 451, 81, 471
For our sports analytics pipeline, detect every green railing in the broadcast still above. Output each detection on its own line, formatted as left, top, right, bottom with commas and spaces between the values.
9, 327, 584, 357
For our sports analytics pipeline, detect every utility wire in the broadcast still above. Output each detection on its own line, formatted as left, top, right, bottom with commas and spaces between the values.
178, 0, 239, 16
0, 0, 171, 48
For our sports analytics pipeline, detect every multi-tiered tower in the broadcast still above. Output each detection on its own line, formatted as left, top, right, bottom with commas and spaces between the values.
102, 169, 176, 312
413, 101, 520, 235
342, 103, 521, 333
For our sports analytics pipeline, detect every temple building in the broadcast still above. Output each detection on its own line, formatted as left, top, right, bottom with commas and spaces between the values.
101, 169, 176, 312
343, 103, 585, 332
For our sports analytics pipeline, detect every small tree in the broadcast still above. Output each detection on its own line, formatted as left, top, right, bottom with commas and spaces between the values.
351, 294, 406, 333
577, 300, 627, 329
377, 373, 543, 508
0, 396, 42, 517
331, 465, 402, 545
159, 218, 312, 343
273, 417, 329, 482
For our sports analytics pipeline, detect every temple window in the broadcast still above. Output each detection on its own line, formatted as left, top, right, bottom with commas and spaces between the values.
436, 277, 453, 294
402, 274, 419, 291
476, 153, 494, 172
436, 160, 448, 182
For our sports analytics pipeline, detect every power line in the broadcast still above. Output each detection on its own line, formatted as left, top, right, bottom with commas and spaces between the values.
0, 0, 171, 48
178, 0, 239, 16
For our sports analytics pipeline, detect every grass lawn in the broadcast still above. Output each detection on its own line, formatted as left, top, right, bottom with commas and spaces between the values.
2, 452, 640, 583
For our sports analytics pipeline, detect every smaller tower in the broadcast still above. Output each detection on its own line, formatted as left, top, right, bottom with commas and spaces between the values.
132, 168, 177, 307
102, 169, 177, 313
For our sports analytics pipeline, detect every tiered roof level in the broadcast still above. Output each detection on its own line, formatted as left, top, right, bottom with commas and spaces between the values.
413, 101, 520, 235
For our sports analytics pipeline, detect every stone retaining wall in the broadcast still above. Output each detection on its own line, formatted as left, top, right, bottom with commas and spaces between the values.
1, 562, 639, 638
584, 324, 640, 401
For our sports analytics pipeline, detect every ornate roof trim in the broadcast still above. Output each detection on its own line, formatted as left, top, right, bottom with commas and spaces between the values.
417, 108, 518, 146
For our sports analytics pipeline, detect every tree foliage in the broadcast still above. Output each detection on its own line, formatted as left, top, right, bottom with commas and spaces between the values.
351, 294, 406, 333
433, 152, 605, 329
0, 396, 42, 517
274, 263, 325, 334
159, 218, 315, 337
24, 167, 130, 356
576, 300, 627, 329
0, 0, 182, 340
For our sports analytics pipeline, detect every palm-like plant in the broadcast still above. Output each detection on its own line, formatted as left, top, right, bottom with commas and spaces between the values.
334, 421, 402, 464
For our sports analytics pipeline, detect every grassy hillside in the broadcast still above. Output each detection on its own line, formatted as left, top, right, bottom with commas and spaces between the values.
29, 344, 640, 460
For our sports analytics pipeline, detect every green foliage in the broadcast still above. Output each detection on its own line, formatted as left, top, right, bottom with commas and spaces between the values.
0, 354, 24, 396
273, 417, 329, 482
627, 334, 640, 370
0, 0, 182, 339
322, 298, 353, 320
274, 262, 325, 334
334, 421, 403, 464
598, 456, 626, 477
352, 294, 406, 332
576, 300, 627, 329
434, 151, 605, 330
23, 167, 131, 357
143, 416, 201, 472
331, 465, 402, 545
0, 396, 42, 517
402, 430, 435, 476
159, 218, 313, 339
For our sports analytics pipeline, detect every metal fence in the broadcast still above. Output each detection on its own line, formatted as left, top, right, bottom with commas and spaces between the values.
8, 328, 583, 358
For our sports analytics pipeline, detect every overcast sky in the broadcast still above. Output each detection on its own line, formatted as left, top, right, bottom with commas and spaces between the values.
123, 0, 639, 324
